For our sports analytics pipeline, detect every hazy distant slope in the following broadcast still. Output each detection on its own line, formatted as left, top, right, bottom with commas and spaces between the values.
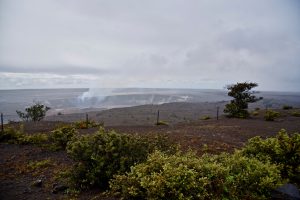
1, 88, 300, 123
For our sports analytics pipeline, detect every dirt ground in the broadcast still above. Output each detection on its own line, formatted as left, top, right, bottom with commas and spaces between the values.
1, 107, 300, 199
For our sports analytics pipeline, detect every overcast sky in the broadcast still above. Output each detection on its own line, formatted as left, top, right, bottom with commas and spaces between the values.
0, 0, 300, 91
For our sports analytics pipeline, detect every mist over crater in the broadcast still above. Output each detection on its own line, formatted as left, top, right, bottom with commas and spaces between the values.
76, 88, 231, 108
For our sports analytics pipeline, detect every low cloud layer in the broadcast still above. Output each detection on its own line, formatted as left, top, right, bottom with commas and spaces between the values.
1, 0, 300, 91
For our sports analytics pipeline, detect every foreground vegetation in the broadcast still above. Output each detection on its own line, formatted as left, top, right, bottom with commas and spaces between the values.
0, 120, 299, 199
110, 129, 299, 199
66, 128, 177, 189
111, 151, 281, 199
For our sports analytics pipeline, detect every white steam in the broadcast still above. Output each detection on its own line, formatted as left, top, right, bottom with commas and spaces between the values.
76, 88, 116, 108
79, 88, 114, 101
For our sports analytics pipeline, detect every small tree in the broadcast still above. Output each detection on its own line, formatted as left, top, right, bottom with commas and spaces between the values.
16, 102, 50, 121
224, 82, 262, 118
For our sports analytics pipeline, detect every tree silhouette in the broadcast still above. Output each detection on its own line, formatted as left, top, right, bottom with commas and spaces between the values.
224, 82, 262, 118
16, 102, 50, 121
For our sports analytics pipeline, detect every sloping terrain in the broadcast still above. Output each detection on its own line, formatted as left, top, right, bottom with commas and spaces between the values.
1, 108, 300, 199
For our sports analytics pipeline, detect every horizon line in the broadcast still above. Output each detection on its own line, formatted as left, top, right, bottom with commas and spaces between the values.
0, 87, 300, 93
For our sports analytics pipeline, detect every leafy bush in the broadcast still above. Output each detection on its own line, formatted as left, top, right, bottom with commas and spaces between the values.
143, 134, 177, 155
201, 115, 211, 120
241, 129, 300, 184
0, 126, 48, 145
282, 105, 293, 110
16, 102, 50, 121
0, 127, 23, 143
74, 120, 102, 129
219, 152, 283, 199
66, 128, 175, 189
19, 133, 48, 144
28, 159, 52, 170
156, 120, 169, 126
110, 151, 282, 200
291, 111, 300, 117
264, 110, 280, 121
50, 125, 77, 150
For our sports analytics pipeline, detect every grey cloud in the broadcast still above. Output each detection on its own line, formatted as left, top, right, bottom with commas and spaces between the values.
0, 65, 112, 75
218, 28, 298, 55
149, 55, 168, 66
0, 73, 94, 89
0, 0, 300, 91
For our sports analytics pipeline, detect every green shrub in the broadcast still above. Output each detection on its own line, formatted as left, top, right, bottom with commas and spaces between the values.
0, 126, 48, 145
251, 111, 259, 116
19, 133, 48, 145
201, 115, 211, 120
241, 129, 300, 184
28, 159, 52, 170
219, 152, 283, 199
110, 151, 282, 200
50, 126, 77, 150
66, 128, 175, 189
291, 111, 300, 117
74, 120, 102, 129
156, 121, 169, 126
264, 110, 280, 121
143, 134, 178, 155
282, 105, 293, 110
0, 127, 23, 143
16, 102, 50, 121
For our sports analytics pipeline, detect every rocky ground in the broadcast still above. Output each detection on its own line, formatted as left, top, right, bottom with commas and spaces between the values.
1, 103, 300, 199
